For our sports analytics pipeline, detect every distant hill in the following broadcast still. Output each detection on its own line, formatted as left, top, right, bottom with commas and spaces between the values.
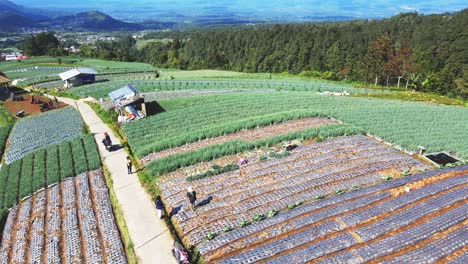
0, 11, 34, 30
0, 0, 49, 20
46, 10, 144, 31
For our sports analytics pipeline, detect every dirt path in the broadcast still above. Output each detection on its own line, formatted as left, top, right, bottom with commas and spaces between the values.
55, 96, 176, 264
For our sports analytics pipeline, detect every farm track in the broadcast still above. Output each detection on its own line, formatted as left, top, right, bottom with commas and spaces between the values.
141, 117, 336, 164
160, 135, 430, 247
0, 169, 127, 263
196, 166, 468, 263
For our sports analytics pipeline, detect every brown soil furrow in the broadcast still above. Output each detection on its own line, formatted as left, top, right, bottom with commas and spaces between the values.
160, 135, 368, 189
209, 173, 465, 263
0, 206, 18, 263
23, 194, 36, 264
439, 247, 468, 263
163, 139, 383, 207
308, 199, 467, 264
167, 144, 392, 214
142, 117, 336, 164
181, 155, 413, 235
72, 175, 89, 264
186, 163, 410, 248
368, 221, 467, 263
206, 191, 395, 263
86, 171, 107, 263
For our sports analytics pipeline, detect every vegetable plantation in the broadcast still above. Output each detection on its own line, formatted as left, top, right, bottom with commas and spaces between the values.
70, 79, 378, 99
0, 169, 127, 263
0, 135, 100, 218
196, 165, 468, 263
159, 135, 431, 248
123, 92, 468, 161
5, 106, 83, 163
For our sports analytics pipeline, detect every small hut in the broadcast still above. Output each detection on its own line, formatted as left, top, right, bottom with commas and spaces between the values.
59, 68, 97, 88
108, 84, 146, 121
0, 72, 11, 96
0, 72, 10, 88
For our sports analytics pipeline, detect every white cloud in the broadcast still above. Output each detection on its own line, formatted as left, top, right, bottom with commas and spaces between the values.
399, 5, 418, 11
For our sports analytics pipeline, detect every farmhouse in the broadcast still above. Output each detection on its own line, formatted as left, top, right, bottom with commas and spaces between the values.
108, 83, 146, 121
59, 68, 97, 88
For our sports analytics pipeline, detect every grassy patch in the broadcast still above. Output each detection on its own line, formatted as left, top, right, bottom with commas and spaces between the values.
352, 91, 466, 106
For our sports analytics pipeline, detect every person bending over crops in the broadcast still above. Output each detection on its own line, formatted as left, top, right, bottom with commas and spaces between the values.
187, 187, 197, 211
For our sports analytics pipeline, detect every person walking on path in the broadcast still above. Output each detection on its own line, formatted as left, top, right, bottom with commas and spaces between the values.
187, 187, 197, 211
126, 156, 132, 174
155, 196, 164, 219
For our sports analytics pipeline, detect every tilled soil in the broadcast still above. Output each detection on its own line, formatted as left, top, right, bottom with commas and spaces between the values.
142, 117, 337, 164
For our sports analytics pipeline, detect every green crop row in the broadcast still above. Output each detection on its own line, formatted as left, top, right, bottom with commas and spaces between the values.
145, 123, 363, 179
123, 91, 468, 160
0, 134, 101, 216
70, 79, 376, 99
133, 110, 325, 157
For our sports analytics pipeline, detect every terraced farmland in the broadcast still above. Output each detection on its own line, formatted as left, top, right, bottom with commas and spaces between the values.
141, 117, 337, 164
5, 106, 83, 163
123, 92, 468, 160
159, 135, 432, 247
70, 79, 368, 99
194, 165, 467, 263
0, 135, 100, 218
0, 169, 127, 263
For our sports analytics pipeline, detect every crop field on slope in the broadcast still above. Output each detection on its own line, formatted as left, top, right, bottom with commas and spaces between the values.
196, 165, 467, 263
123, 92, 468, 160
141, 117, 337, 164
0, 57, 155, 86
159, 135, 431, 247
0, 169, 127, 263
5, 106, 83, 163
70, 79, 367, 99
0, 135, 100, 218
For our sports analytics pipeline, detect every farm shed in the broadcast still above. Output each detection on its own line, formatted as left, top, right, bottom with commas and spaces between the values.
0, 72, 11, 97
0, 72, 11, 88
59, 68, 97, 88
108, 83, 146, 121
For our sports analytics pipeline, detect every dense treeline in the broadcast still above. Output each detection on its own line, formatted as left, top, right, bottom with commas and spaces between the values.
22, 10, 467, 98
137, 10, 467, 98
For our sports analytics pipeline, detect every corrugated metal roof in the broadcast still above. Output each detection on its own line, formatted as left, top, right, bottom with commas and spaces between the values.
108, 84, 140, 102
59, 68, 97, 80
0, 72, 10, 83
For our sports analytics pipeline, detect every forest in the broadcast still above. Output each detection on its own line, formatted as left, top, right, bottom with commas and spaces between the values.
26, 10, 468, 98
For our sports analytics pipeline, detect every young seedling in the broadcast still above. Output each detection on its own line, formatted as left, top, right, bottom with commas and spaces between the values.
445, 163, 454, 168
267, 209, 278, 217
350, 185, 359, 191
253, 214, 266, 222
295, 201, 303, 207
259, 156, 267, 161
221, 226, 233, 233
335, 189, 345, 195
287, 203, 296, 209
205, 231, 217, 240
401, 170, 411, 176
314, 195, 325, 200
382, 175, 392, 181
418, 167, 426, 172
238, 220, 251, 228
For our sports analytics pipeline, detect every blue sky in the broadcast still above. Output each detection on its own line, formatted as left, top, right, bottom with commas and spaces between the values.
12, 0, 468, 21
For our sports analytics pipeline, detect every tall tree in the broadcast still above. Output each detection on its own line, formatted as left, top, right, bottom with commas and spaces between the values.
363, 34, 392, 86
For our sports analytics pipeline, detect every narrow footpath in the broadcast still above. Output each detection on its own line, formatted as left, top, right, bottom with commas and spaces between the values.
59, 97, 177, 264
